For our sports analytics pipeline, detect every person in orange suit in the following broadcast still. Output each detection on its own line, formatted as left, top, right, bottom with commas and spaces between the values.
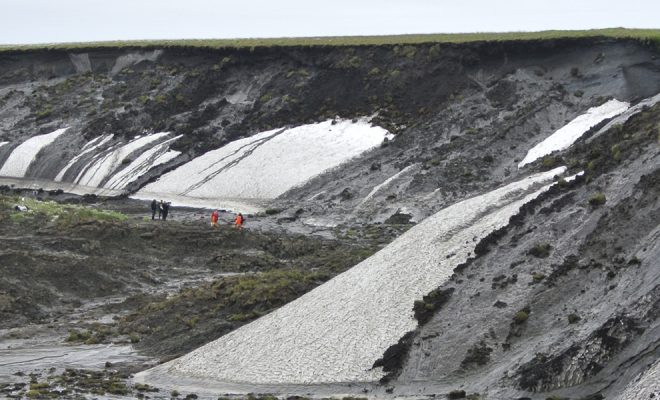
211, 210, 219, 227
234, 213, 244, 229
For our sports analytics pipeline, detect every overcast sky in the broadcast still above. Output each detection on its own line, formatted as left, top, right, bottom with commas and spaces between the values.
1, 0, 658, 45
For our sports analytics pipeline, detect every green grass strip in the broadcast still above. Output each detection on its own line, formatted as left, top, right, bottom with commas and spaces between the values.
1, 28, 659, 52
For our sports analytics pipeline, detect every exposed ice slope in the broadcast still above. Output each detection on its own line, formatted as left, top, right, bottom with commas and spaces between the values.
619, 359, 660, 400
138, 167, 566, 386
0, 128, 68, 177
519, 99, 629, 167
103, 136, 181, 190
137, 119, 390, 200
0, 142, 8, 148
54, 134, 114, 182
357, 164, 419, 207
75, 132, 170, 187
589, 92, 660, 142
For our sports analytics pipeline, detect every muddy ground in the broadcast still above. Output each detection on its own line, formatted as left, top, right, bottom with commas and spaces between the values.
0, 194, 408, 398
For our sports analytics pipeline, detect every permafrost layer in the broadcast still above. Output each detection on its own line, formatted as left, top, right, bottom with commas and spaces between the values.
54, 134, 114, 182
0, 128, 68, 178
137, 167, 566, 386
590, 92, 660, 142
518, 99, 629, 167
75, 132, 171, 187
136, 119, 391, 201
103, 136, 181, 189
357, 163, 419, 208
0, 130, 181, 193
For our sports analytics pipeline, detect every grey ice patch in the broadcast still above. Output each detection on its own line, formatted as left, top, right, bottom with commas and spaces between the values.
226, 90, 250, 105
357, 163, 420, 208
68, 53, 92, 73
110, 50, 163, 75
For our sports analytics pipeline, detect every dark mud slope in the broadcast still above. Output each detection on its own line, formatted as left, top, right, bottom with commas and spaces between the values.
389, 105, 660, 399
1, 38, 659, 225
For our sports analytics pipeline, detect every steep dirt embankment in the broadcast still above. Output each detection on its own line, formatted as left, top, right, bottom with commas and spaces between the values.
1, 38, 659, 223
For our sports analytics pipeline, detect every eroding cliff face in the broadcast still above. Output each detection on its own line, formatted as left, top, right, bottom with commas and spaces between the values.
391, 103, 660, 399
0, 38, 659, 398
1, 38, 659, 215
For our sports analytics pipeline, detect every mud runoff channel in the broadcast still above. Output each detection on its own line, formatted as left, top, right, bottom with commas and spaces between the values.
0, 193, 398, 398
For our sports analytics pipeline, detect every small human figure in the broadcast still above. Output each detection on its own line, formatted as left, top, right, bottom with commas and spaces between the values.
211, 210, 219, 227
162, 202, 170, 221
158, 200, 163, 219
234, 213, 244, 229
151, 199, 158, 220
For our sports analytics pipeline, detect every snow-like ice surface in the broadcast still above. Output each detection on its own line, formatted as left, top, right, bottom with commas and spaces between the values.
79, 135, 103, 151
137, 119, 391, 200
103, 136, 181, 189
54, 134, 114, 182
519, 99, 629, 167
565, 171, 584, 182
75, 132, 170, 187
357, 164, 418, 207
590, 92, 660, 142
302, 217, 338, 228
619, 359, 660, 400
0, 141, 8, 148
138, 167, 566, 385
0, 128, 68, 178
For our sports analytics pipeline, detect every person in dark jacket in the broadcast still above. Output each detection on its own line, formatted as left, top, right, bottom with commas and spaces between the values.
151, 199, 158, 220
162, 202, 170, 221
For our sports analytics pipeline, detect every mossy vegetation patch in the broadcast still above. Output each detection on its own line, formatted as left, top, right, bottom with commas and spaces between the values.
528, 243, 552, 258
0, 195, 127, 227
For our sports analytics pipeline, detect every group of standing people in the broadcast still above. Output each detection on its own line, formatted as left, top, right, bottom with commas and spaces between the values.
150, 199, 171, 220
149, 200, 244, 229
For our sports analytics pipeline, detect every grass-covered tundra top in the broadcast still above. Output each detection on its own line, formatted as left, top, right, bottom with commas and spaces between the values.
2, 28, 660, 51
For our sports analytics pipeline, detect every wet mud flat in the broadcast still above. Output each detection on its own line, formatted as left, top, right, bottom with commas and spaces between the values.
0, 194, 399, 398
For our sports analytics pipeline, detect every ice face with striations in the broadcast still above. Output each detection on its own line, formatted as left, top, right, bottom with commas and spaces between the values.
103, 136, 181, 190
0, 128, 69, 178
136, 119, 391, 201
519, 99, 629, 167
357, 163, 419, 208
136, 167, 566, 386
75, 132, 171, 188
54, 134, 114, 182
